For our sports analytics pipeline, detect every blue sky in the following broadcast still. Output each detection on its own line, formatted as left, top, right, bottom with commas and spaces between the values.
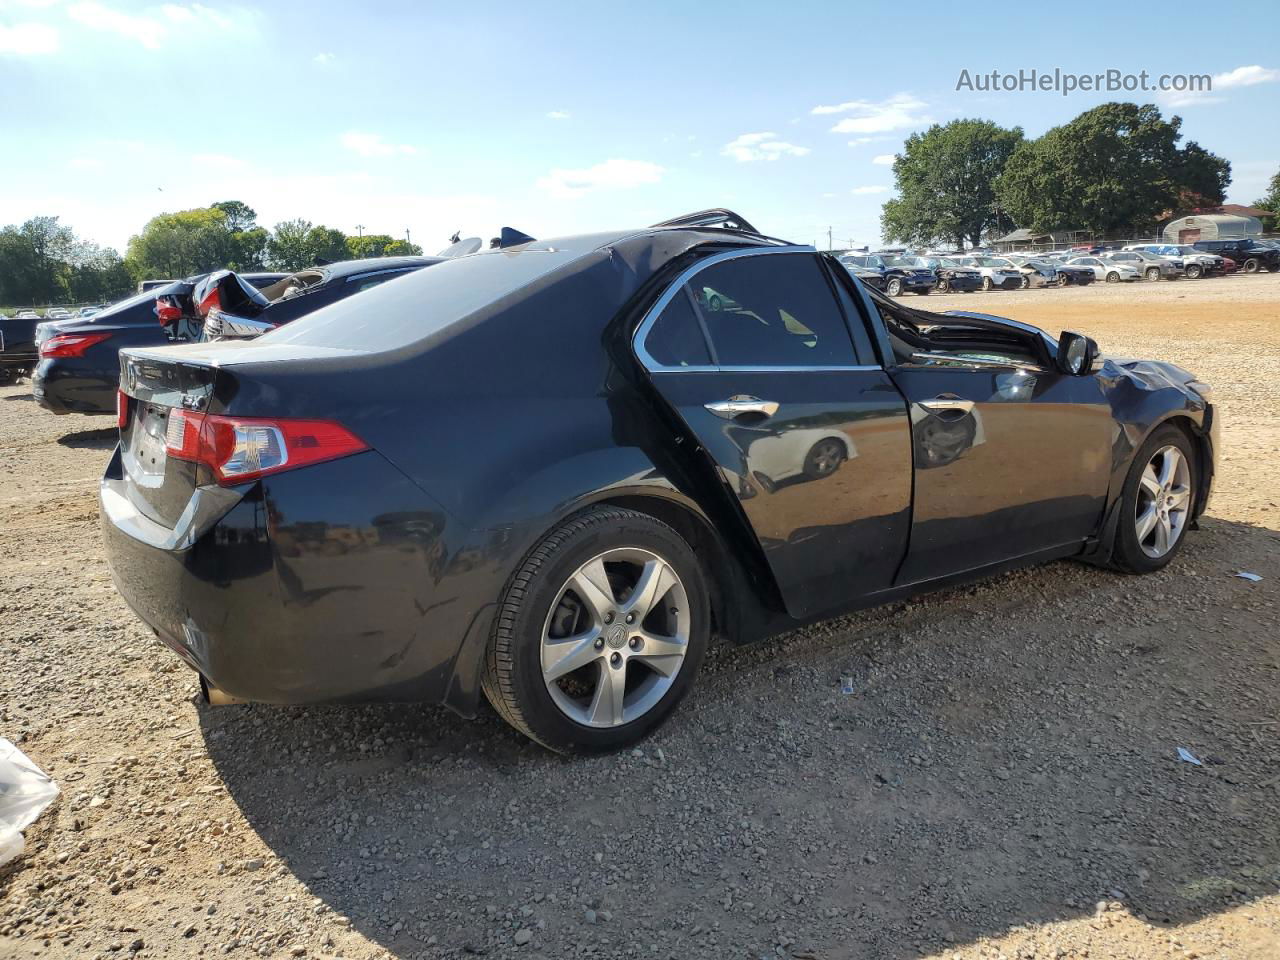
2, 0, 1277, 253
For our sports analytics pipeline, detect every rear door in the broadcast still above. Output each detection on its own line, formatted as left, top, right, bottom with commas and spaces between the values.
635, 248, 913, 620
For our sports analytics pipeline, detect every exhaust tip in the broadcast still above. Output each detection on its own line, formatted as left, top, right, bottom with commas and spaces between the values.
200, 675, 246, 707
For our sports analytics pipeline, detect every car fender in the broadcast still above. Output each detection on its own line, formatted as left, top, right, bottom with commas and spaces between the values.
1081, 357, 1213, 565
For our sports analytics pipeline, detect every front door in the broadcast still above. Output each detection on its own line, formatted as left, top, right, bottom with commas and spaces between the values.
889, 360, 1112, 584
635, 249, 913, 620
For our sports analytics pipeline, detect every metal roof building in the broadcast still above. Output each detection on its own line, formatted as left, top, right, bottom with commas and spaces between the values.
1162, 213, 1262, 243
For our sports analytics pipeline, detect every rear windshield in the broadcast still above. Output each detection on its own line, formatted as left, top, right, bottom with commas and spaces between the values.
98, 283, 182, 318
262, 247, 589, 352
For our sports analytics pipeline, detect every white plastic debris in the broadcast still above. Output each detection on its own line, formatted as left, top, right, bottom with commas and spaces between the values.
0, 738, 59, 866
1176, 747, 1203, 767
1233, 571, 1263, 582
840, 676, 856, 695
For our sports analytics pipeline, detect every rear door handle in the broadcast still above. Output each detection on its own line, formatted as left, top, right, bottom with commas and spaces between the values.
916, 395, 975, 414
705, 395, 780, 419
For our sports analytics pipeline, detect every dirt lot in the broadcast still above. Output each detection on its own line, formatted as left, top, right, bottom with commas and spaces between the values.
2, 275, 1278, 960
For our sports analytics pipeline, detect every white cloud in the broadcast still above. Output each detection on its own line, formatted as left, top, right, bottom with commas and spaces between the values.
851, 186, 889, 195
721, 131, 810, 163
313, 51, 335, 65
67, 2, 166, 47
192, 153, 246, 170
340, 131, 418, 158
847, 136, 892, 146
1214, 64, 1280, 89
1160, 64, 1279, 107
536, 158, 664, 199
871, 154, 895, 166
546, 110, 570, 120
65, 2, 245, 49
814, 94, 929, 134
0, 20, 59, 54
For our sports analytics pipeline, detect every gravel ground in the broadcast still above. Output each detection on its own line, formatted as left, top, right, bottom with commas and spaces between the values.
2, 274, 1278, 960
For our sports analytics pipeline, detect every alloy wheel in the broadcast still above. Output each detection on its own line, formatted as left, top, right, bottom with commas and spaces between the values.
1134, 445, 1192, 559
540, 548, 690, 728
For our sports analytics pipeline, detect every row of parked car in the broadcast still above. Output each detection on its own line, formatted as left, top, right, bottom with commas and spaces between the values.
839, 238, 1280, 297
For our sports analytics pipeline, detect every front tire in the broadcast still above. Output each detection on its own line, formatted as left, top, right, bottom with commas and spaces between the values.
1185, 264, 1202, 279
981, 277, 993, 291
1106, 271, 1121, 283
1111, 425, 1197, 574
1146, 267, 1161, 282
481, 507, 710, 754
1243, 258, 1261, 274
886, 277, 903, 297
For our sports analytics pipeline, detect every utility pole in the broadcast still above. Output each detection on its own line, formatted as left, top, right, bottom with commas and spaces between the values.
827, 226, 833, 251
405, 227, 411, 248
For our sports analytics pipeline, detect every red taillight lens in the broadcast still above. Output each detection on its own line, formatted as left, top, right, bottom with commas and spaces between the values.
116, 390, 129, 430
197, 286, 221, 318
164, 413, 367, 486
156, 300, 182, 325
40, 331, 113, 358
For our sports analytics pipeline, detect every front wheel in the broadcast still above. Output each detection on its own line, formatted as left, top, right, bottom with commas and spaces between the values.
1185, 264, 1202, 279
1146, 267, 1162, 282
481, 507, 710, 754
1106, 271, 1121, 283
885, 277, 903, 297
935, 278, 951, 293
981, 277, 993, 291
1111, 425, 1197, 574
1243, 258, 1261, 274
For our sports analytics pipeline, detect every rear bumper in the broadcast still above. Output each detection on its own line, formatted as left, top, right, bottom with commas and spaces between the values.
99, 446, 478, 708
33, 359, 118, 414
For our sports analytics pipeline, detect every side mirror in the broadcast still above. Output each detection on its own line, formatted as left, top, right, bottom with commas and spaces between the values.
1057, 331, 1098, 375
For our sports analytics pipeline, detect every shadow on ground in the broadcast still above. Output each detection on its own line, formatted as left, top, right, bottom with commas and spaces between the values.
3, 393, 33, 402
202, 517, 1280, 958
57, 427, 118, 450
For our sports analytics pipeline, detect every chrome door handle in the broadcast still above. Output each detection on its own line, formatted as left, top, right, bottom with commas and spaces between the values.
704, 395, 780, 419
917, 396, 975, 414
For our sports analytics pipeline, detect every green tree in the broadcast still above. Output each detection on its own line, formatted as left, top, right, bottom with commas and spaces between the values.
125, 206, 239, 280
265, 219, 314, 271
1174, 142, 1231, 209
996, 102, 1231, 236
212, 200, 258, 232
306, 225, 350, 263
1253, 168, 1280, 231
880, 119, 1025, 249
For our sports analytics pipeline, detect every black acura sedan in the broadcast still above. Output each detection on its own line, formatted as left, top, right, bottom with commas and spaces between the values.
101, 211, 1218, 753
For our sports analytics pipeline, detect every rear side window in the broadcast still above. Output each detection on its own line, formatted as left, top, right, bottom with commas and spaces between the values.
692, 254, 858, 367
645, 291, 711, 367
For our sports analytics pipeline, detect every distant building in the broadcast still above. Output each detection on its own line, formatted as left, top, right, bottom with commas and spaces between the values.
990, 228, 1091, 252
1162, 213, 1262, 244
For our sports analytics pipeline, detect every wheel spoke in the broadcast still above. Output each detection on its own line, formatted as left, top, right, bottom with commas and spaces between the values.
1157, 449, 1182, 488
1135, 504, 1159, 541
1154, 514, 1172, 555
623, 559, 677, 622
632, 631, 687, 677
1168, 486, 1192, 511
587, 660, 627, 726
569, 559, 616, 621
543, 629, 603, 682
1139, 465, 1162, 501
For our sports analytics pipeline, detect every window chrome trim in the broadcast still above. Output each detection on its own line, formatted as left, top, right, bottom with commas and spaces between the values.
632, 245, 885, 373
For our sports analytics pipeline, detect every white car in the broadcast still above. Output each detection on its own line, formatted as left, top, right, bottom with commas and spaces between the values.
1123, 243, 1221, 279
999, 255, 1060, 288
950, 256, 1023, 290
1066, 256, 1141, 283
744, 428, 857, 493
76, 306, 102, 318
1105, 250, 1183, 281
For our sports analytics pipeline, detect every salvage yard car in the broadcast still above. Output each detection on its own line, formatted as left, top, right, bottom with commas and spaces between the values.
194, 256, 441, 342
1066, 255, 1141, 283
100, 211, 1218, 754
951, 256, 1023, 290
1105, 249, 1183, 281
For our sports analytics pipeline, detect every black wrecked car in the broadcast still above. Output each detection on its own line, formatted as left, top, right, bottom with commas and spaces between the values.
33, 274, 284, 415
0, 309, 44, 384
1190, 239, 1280, 274
193, 256, 442, 342
101, 210, 1218, 754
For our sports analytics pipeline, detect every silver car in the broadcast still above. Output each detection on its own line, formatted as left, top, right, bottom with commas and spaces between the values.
1067, 256, 1142, 282
1105, 250, 1182, 281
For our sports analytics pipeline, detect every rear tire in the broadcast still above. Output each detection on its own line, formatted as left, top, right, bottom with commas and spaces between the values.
1243, 258, 1261, 274
1110, 425, 1197, 574
481, 507, 710, 754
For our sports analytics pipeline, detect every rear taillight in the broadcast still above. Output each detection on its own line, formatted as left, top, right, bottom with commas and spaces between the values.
156, 299, 182, 326
197, 286, 221, 318
117, 390, 129, 430
40, 331, 112, 358
164, 412, 367, 486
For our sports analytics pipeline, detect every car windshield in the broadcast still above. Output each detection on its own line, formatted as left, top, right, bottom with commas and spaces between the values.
841, 256, 869, 267
977, 258, 1007, 267
884, 257, 918, 268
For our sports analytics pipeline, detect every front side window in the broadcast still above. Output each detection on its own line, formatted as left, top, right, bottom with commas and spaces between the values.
692, 254, 858, 368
